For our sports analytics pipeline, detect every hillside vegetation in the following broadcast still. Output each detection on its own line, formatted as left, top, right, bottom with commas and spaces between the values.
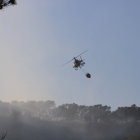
0, 100, 140, 140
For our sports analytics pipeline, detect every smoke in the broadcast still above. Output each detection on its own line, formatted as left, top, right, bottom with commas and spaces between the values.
0, 101, 139, 140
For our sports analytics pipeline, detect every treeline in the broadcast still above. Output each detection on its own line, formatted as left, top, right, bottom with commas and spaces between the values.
0, 0, 16, 10
1, 100, 140, 123
0, 100, 140, 140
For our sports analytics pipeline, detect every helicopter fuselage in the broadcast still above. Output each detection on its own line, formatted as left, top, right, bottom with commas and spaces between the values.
61, 50, 88, 69
73, 59, 85, 70
73, 59, 81, 67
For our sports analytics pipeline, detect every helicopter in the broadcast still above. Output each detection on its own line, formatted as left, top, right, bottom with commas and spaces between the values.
61, 50, 91, 78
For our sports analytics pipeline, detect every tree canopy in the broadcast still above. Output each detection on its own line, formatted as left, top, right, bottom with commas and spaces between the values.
0, 100, 140, 140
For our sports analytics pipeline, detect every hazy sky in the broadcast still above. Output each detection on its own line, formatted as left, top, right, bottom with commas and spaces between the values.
0, 0, 140, 110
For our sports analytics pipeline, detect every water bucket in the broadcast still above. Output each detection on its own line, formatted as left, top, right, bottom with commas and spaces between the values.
86, 73, 91, 78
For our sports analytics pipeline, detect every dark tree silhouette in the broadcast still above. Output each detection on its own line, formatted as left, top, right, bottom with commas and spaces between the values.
0, 100, 140, 140
0, 132, 7, 140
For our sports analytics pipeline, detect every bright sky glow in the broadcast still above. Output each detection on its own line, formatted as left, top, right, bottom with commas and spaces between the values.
0, 0, 140, 110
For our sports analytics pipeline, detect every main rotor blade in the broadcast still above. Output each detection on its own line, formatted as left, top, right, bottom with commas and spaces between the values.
61, 50, 88, 67
61, 59, 73, 67
75, 49, 88, 59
